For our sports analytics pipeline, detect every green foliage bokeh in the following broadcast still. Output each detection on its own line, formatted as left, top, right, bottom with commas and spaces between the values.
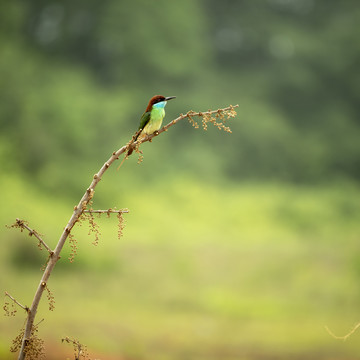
1, 1, 360, 359
1, 0, 359, 190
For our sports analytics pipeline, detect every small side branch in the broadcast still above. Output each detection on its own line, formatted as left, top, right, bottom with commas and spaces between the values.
62, 336, 88, 360
160, 104, 238, 136
7, 219, 53, 255
4, 292, 29, 313
79, 208, 129, 246
83, 208, 129, 215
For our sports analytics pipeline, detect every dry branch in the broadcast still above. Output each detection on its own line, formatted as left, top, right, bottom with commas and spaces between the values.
83, 208, 129, 214
8, 219, 53, 254
11, 104, 237, 360
4, 292, 29, 313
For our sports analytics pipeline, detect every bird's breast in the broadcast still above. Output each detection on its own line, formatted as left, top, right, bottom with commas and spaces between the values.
143, 107, 165, 135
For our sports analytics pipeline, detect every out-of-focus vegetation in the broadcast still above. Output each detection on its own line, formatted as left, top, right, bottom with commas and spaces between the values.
1, 0, 360, 359
1, 0, 360, 187
1, 176, 360, 359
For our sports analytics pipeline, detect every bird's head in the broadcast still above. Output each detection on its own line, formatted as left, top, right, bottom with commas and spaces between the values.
146, 95, 176, 112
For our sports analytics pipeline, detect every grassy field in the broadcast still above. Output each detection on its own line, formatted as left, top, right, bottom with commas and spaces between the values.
1, 172, 360, 359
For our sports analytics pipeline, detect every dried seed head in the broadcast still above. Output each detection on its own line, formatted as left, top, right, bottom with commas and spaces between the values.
11, 325, 45, 359
84, 212, 101, 246
45, 285, 55, 311
68, 233, 78, 263
62, 336, 89, 360
187, 106, 235, 134
117, 212, 126, 239
187, 112, 199, 129
3, 301, 17, 317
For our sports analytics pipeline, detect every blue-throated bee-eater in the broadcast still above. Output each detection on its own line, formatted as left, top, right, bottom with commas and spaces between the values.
127, 95, 176, 155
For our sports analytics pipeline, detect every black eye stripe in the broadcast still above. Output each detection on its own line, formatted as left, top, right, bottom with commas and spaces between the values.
155, 97, 165, 103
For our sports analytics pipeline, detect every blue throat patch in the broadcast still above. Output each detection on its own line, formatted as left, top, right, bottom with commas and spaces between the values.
153, 100, 167, 109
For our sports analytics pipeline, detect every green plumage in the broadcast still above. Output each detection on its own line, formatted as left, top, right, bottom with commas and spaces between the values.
138, 111, 151, 132
127, 95, 175, 156
135, 105, 166, 140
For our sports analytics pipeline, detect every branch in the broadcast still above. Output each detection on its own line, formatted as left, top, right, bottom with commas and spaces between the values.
325, 323, 360, 341
126, 104, 238, 155
16, 104, 237, 360
4, 292, 29, 313
83, 208, 129, 214
8, 219, 53, 255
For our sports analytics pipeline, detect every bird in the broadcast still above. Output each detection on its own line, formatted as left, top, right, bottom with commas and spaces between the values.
127, 95, 176, 156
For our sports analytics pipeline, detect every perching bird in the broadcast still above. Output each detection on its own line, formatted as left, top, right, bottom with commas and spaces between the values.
127, 95, 176, 156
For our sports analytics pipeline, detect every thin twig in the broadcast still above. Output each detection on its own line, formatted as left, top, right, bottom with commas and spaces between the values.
13, 219, 53, 255
5, 292, 29, 313
62, 336, 88, 360
325, 323, 360, 341
83, 209, 129, 214
34, 318, 45, 327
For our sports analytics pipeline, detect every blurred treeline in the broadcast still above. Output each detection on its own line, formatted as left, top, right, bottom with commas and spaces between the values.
1, 0, 359, 192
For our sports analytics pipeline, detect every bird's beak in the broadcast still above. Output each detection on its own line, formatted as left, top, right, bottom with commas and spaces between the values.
165, 96, 176, 101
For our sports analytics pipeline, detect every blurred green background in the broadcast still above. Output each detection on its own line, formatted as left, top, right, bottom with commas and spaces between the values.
1, 0, 360, 359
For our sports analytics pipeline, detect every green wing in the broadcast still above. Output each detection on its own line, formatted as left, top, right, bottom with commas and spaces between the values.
138, 111, 151, 131
128, 111, 152, 156
132, 111, 150, 145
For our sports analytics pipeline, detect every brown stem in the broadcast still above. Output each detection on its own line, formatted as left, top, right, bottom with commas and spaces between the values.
17, 104, 237, 359
17, 146, 128, 359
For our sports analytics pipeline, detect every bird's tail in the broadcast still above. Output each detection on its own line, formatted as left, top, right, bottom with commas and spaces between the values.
117, 130, 142, 171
